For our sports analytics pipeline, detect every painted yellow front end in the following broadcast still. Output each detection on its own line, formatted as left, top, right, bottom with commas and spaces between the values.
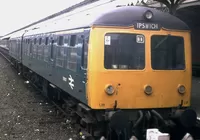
86, 26, 192, 109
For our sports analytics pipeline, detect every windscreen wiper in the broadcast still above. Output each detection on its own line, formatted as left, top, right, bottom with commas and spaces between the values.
154, 34, 170, 49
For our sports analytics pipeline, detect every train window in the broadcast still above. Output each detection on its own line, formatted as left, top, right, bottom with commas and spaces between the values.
37, 42, 43, 60
44, 44, 49, 62
58, 36, 64, 46
39, 38, 42, 45
64, 35, 69, 46
37, 38, 40, 45
45, 37, 49, 45
53, 36, 58, 46
70, 35, 76, 47
66, 34, 78, 71
51, 39, 54, 59
151, 35, 185, 70
33, 38, 37, 58
56, 47, 65, 67
28, 39, 32, 56
104, 33, 145, 69
24, 39, 27, 55
34, 38, 37, 44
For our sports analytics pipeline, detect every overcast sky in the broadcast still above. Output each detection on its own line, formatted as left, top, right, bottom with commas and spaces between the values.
0, 0, 84, 36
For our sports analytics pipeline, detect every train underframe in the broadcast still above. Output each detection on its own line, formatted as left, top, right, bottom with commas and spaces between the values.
6, 55, 200, 140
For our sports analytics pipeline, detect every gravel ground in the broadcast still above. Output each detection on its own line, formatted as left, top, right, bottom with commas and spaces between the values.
0, 55, 79, 140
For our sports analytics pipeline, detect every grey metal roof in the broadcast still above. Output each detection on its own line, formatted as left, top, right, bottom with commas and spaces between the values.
92, 6, 189, 30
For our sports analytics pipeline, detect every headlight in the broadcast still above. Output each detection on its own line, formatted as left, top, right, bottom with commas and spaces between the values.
178, 85, 186, 94
144, 10, 153, 20
144, 85, 153, 95
105, 84, 115, 95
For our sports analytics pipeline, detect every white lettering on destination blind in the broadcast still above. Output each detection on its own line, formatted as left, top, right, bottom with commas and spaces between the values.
136, 23, 159, 30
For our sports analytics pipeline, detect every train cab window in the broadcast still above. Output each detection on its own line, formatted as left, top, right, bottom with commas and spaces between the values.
104, 33, 145, 69
151, 35, 185, 70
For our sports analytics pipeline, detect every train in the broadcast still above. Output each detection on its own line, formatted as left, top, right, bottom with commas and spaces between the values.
0, 3, 199, 140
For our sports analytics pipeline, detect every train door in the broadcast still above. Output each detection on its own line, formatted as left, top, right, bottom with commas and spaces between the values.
18, 38, 21, 61
80, 32, 89, 83
79, 30, 90, 102
29, 37, 33, 61
48, 35, 57, 80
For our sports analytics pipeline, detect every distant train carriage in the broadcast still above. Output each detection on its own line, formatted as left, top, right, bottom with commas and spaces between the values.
0, 5, 199, 140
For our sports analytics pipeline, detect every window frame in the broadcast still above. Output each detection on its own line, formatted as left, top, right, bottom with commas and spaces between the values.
104, 32, 146, 70
150, 34, 185, 70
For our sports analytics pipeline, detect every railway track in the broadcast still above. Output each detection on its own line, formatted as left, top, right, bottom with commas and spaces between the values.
0, 47, 87, 140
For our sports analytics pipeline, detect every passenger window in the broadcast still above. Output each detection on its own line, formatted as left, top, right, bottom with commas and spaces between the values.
37, 38, 40, 45
38, 38, 43, 60
45, 37, 49, 45
58, 36, 64, 46
29, 39, 33, 56
39, 38, 42, 45
64, 35, 69, 47
34, 38, 36, 44
70, 35, 76, 47
56, 47, 65, 67
53, 36, 58, 46
66, 34, 77, 71
33, 37, 37, 58
41, 38, 45, 45
51, 39, 54, 59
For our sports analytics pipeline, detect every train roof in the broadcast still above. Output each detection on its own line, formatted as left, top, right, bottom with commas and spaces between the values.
93, 6, 189, 30
22, 5, 190, 37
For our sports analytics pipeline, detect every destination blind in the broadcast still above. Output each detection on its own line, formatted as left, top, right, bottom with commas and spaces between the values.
135, 23, 160, 30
